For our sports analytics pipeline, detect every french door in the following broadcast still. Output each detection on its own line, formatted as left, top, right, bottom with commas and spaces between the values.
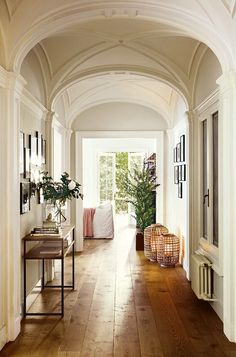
201, 111, 219, 248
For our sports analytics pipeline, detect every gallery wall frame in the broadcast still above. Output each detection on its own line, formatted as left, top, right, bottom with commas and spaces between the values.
178, 182, 183, 199
20, 182, 31, 214
180, 134, 185, 162
20, 132, 24, 176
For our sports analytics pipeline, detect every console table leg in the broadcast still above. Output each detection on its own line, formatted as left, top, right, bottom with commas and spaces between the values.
42, 259, 45, 290
61, 255, 64, 317
72, 240, 75, 290
23, 240, 26, 317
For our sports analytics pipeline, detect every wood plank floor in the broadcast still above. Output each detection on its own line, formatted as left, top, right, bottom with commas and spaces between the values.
2, 218, 236, 357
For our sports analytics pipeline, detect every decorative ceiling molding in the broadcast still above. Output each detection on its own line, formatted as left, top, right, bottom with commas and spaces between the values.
220, 0, 236, 17
10, 1, 233, 73
4, 0, 22, 19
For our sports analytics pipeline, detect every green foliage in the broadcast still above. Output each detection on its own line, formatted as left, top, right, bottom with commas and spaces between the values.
115, 152, 128, 213
37, 171, 83, 205
120, 164, 159, 231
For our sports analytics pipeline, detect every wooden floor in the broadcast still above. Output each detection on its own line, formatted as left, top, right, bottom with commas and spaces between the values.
2, 217, 236, 357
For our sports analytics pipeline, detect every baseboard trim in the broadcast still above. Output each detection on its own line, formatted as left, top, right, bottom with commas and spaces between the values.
0, 325, 7, 351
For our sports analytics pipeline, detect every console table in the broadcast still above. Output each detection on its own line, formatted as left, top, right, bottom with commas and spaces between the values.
23, 225, 75, 317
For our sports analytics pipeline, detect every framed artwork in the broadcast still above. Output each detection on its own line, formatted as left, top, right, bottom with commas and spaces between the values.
20, 182, 31, 214
180, 134, 185, 162
29, 135, 38, 166
23, 148, 30, 179
178, 182, 183, 199
20, 132, 24, 175
181, 164, 186, 181
42, 138, 46, 164
35, 131, 41, 166
178, 165, 182, 182
176, 142, 181, 162
173, 147, 177, 163
174, 166, 179, 184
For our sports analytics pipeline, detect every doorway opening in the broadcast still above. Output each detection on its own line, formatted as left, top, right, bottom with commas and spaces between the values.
82, 137, 159, 233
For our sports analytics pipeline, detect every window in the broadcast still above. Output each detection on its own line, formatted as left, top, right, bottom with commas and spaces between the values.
201, 111, 219, 248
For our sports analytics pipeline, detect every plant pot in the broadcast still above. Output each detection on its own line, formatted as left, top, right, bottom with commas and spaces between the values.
136, 229, 144, 251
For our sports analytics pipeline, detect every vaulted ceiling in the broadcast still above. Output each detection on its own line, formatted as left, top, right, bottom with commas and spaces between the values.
0, 0, 229, 128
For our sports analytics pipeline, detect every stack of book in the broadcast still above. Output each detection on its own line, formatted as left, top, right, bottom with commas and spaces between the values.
31, 227, 62, 237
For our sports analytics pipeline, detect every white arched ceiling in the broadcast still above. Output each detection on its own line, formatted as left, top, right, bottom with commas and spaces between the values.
54, 73, 179, 128
2, 0, 228, 129
71, 102, 169, 131
0, 0, 235, 72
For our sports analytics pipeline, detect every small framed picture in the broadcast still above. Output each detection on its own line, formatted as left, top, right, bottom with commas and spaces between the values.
23, 148, 30, 179
176, 142, 181, 162
42, 138, 46, 164
180, 135, 185, 162
29, 135, 38, 166
20, 132, 24, 175
178, 182, 183, 199
181, 164, 186, 181
178, 165, 182, 182
174, 166, 179, 184
173, 147, 177, 163
20, 182, 31, 214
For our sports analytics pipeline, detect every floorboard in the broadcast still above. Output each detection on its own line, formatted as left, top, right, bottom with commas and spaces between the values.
1, 216, 236, 357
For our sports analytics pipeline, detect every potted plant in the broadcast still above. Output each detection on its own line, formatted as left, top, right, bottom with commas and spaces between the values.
120, 163, 159, 250
37, 171, 83, 225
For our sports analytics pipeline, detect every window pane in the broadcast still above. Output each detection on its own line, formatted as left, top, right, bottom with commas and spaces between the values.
212, 112, 219, 247
203, 120, 208, 239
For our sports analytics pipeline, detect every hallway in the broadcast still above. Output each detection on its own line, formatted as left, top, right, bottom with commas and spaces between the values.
2, 222, 236, 357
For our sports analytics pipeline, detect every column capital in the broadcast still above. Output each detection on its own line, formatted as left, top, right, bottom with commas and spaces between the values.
217, 71, 236, 93
45, 111, 59, 128
0, 67, 26, 96
185, 110, 197, 125
65, 128, 73, 139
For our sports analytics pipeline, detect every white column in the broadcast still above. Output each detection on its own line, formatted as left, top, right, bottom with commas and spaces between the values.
45, 111, 60, 176
75, 132, 83, 251
185, 110, 199, 279
65, 128, 73, 224
217, 71, 236, 342
0, 69, 26, 343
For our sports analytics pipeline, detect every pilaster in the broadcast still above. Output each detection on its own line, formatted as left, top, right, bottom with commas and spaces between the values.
45, 111, 58, 176
0, 69, 26, 342
217, 71, 236, 341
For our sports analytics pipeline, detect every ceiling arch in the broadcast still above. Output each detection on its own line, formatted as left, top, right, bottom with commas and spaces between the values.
6, 1, 232, 73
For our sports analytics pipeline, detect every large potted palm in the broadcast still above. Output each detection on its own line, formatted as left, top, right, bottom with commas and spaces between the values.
121, 163, 159, 250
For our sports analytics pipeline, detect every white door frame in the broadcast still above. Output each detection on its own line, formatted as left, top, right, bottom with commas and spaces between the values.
75, 131, 164, 251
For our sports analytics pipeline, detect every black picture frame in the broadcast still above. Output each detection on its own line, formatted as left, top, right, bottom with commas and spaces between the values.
174, 166, 179, 184
178, 182, 183, 198
20, 132, 24, 175
181, 164, 186, 181
173, 147, 177, 163
176, 142, 181, 162
23, 147, 30, 179
29, 135, 38, 166
20, 182, 31, 214
180, 134, 185, 162
42, 138, 46, 164
178, 165, 182, 182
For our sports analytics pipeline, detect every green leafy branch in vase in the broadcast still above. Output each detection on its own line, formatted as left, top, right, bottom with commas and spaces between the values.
37, 171, 83, 223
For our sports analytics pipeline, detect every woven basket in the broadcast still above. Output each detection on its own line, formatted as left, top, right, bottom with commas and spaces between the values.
144, 224, 169, 262
156, 233, 180, 267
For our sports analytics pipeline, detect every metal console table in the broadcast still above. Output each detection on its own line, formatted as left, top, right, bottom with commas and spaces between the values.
23, 225, 75, 317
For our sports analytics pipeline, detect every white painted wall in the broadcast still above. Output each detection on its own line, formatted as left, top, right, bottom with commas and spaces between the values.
165, 118, 188, 273
20, 102, 46, 297
72, 102, 168, 131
